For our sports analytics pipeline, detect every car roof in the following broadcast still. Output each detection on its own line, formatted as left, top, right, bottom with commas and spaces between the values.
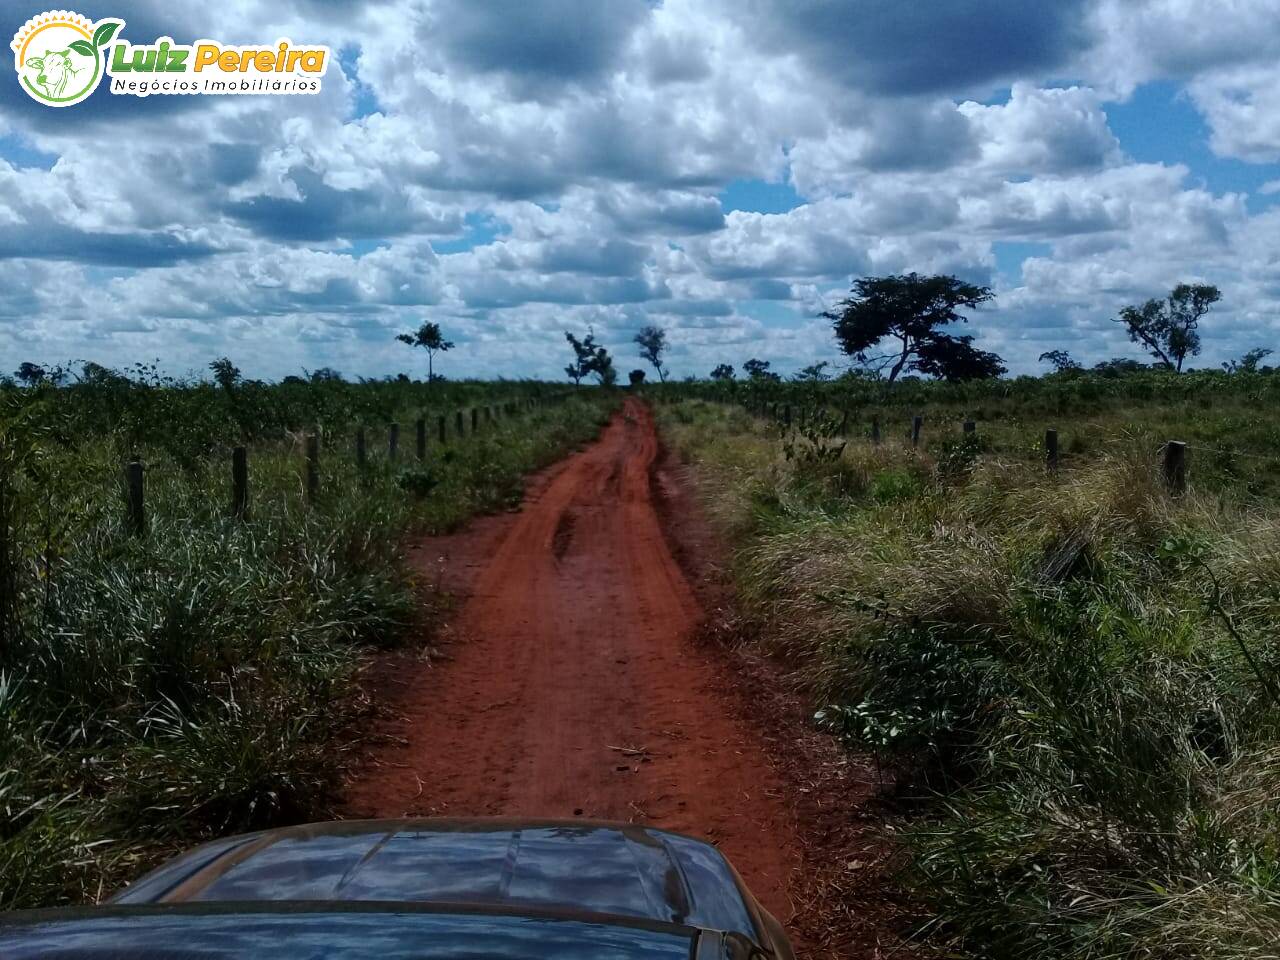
112, 818, 761, 942
0, 902, 702, 960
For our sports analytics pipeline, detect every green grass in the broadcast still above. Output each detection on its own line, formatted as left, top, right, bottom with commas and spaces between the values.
658, 395, 1280, 960
0, 377, 612, 909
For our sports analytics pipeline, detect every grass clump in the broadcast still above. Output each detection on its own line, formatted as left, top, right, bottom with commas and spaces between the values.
0, 378, 612, 909
659, 398, 1280, 960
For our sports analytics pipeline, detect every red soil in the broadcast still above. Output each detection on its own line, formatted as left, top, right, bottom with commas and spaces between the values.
345, 397, 913, 957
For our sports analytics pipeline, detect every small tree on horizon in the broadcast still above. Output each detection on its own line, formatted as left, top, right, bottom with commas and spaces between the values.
209, 357, 241, 392
633, 325, 669, 383
1114, 283, 1220, 372
594, 347, 618, 386
1223, 347, 1273, 373
1039, 349, 1080, 373
396, 321, 455, 383
824, 273, 1003, 383
710, 363, 735, 381
743, 358, 780, 382
14, 362, 66, 386
793, 361, 831, 382
628, 369, 646, 387
565, 330, 597, 385
565, 329, 617, 385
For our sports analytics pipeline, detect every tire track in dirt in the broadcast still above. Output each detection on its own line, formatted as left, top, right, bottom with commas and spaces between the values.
344, 397, 801, 924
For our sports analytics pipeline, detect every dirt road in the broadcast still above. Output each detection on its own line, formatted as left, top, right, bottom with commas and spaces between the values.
345, 397, 801, 919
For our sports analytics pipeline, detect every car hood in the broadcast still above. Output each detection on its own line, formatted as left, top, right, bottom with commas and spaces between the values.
112, 819, 760, 940
0, 904, 698, 960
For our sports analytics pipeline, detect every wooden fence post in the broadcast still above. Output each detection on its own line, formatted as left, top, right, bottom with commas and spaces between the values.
783, 404, 792, 428
305, 435, 319, 505
471, 408, 479, 433
438, 415, 447, 444
911, 415, 923, 448
124, 460, 145, 536
355, 426, 367, 469
455, 410, 465, 438
388, 422, 400, 461
231, 446, 247, 520
871, 416, 881, 445
1163, 441, 1187, 495
1045, 429, 1059, 471
963, 420, 976, 434
416, 418, 427, 460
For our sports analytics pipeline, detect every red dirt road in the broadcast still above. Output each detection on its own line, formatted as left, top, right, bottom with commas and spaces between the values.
345, 398, 801, 919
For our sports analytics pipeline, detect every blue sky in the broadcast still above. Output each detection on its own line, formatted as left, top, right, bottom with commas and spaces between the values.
2, 1, 1279, 382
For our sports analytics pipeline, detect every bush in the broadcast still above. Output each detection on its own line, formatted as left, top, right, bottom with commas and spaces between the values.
870, 468, 923, 504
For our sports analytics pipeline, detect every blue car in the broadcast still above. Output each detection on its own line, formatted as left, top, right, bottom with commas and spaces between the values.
0, 819, 795, 959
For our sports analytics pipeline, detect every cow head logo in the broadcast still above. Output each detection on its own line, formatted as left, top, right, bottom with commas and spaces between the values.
11, 11, 122, 107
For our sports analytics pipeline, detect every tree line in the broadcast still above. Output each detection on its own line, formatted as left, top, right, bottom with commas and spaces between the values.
4, 275, 1259, 390
548, 273, 1254, 386
544, 273, 1258, 386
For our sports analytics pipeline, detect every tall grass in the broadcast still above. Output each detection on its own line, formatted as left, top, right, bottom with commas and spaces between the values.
659, 397, 1280, 960
0, 375, 612, 909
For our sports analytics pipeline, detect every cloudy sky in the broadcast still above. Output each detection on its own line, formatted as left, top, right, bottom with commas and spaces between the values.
3, 1, 1280, 382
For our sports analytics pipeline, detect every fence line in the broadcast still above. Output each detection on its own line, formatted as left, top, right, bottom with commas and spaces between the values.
735, 396, 1191, 496
120, 392, 579, 531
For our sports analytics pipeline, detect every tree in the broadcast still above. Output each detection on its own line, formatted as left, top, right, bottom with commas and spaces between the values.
15, 362, 47, 385
565, 330, 598, 385
565, 329, 616, 385
743, 358, 780, 382
633, 325, 668, 382
79, 361, 127, 386
1114, 283, 1220, 372
209, 357, 241, 392
1093, 357, 1147, 376
824, 273, 1001, 383
594, 347, 618, 386
1039, 349, 1080, 373
710, 363, 735, 381
14, 362, 65, 386
915, 336, 1005, 381
793, 361, 831, 382
1223, 347, 1273, 373
396, 321, 455, 382
628, 369, 646, 387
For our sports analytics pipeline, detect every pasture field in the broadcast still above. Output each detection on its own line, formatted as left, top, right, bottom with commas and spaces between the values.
0, 371, 612, 909
657, 371, 1280, 960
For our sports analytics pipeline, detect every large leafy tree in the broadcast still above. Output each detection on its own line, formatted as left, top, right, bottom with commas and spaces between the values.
633, 325, 668, 382
824, 273, 1003, 383
1114, 283, 1220, 372
396, 322, 455, 382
